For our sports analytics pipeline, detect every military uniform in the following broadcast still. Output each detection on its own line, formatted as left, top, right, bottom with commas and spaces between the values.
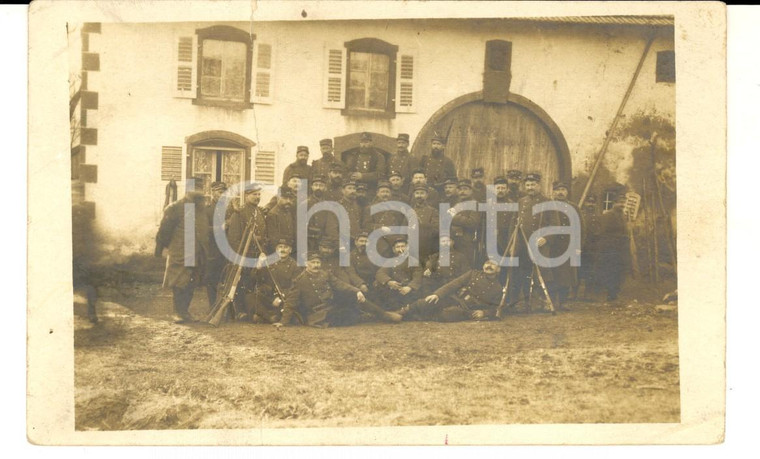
579, 198, 602, 296
281, 145, 312, 185
451, 180, 481, 268
226, 200, 268, 317
541, 186, 580, 309
312, 139, 346, 181
471, 168, 487, 203
306, 193, 331, 252
423, 248, 469, 294
265, 201, 297, 249
155, 185, 211, 322
325, 195, 363, 241
409, 191, 440, 261
205, 182, 234, 308
250, 253, 302, 323
596, 203, 629, 301
418, 152, 457, 191
386, 156, 416, 192
345, 133, 386, 196
375, 256, 424, 310
362, 187, 405, 258
406, 269, 503, 322
407, 185, 440, 208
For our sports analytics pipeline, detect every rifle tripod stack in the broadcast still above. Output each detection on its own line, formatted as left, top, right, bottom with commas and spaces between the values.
204, 210, 260, 327
496, 216, 555, 318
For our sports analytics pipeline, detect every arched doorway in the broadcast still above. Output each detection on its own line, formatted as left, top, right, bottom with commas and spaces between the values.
185, 130, 255, 195
333, 131, 396, 166
411, 92, 571, 197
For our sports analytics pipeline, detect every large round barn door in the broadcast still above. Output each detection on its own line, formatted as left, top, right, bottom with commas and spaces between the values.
411, 92, 571, 198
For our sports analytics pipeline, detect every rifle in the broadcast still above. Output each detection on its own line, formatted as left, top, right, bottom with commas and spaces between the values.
250, 228, 287, 307
518, 225, 556, 314
496, 217, 522, 318
205, 209, 259, 326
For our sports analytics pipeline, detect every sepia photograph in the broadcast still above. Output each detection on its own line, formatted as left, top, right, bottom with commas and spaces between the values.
27, 0, 726, 446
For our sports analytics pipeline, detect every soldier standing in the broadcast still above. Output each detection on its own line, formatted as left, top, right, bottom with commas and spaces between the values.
362, 181, 404, 258
388, 170, 409, 204
596, 193, 629, 302
407, 169, 440, 208
440, 177, 460, 207
155, 177, 211, 324
386, 133, 417, 191
409, 184, 440, 262
275, 253, 401, 328
506, 169, 525, 202
324, 163, 345, 201
324, 180, 363, 243
578, 195, 601, 299
226, 183, 268, 320
542, 181, 579, 311
346, 132, 386, 197
471, 167, 487, 203
449, 179, 481, 268
311, 138, 345, 180
205, 181, 233, 309
306, 175, 330, 252
418, 133, 457, 191
281, 146, 312, 186
265, 189, 297, 252
401, 259, 503, 322
250, 239, 302, 324
513, 172, 550, 310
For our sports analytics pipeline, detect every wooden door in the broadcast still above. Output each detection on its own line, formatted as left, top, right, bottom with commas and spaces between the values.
414, 101, 564, 197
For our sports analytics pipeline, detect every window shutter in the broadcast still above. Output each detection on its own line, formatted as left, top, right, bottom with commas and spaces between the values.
161, 146, 183, 181
174, 35, 197, 98
252, 42, 274, 104
254, 144, 278, 185
323, 45, 346, 109
395, 50, 417, 113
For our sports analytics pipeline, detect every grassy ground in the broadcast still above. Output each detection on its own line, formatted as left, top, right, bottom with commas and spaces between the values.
74, 280, 679, 430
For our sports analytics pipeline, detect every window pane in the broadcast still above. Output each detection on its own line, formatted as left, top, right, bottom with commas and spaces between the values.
201, 39, 247, 102
368, 90, 386, 110
350, 52, 368, 71
348, 88, 365, 108
349, 71, 366, 88
370, 54, 389, 73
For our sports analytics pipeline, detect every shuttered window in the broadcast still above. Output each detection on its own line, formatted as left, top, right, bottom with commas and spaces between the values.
255, 149, 276, 185
252, 42, 274, 103
174, 36, 197, 98
161, 146, 183, 181
323, 46, 347, 108
396, 52, 416, 113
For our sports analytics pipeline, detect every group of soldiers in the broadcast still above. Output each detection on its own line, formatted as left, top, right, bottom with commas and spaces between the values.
155, 132, 630, 328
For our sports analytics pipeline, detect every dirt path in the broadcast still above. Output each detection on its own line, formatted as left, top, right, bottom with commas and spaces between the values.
74, 283, 679, 430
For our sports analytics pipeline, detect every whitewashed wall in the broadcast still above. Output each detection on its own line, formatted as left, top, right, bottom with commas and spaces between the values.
87, 19, 674, 256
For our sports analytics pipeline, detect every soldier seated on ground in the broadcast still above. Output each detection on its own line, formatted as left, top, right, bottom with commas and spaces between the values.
374, 237, 424, 312
250, 239, 302, 324
274, 253, 401, 329
422, 234, 469, 294
400, 259, 503, 322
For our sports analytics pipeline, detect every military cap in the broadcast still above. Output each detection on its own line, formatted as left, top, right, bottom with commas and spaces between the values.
244, 182, 263, 193
493, 176, 508, 185
458, 179, 473, 189
311, 174, 326, 184
296, 146, 309, 154
392, 235, 408, 246
431, 132, 445, 143
377, 181, 391, 190
412, 184, 429, 193
319, 138, 333, 147
411, 168, 426, 176
471, 167, 485, 178
357, 230, 370, 238
397, 133, 410, 142
507, 169, 523, 180
356, 183, 368, 191
319, 238, 337, 249
360, 132, 373, 141
443, 177, 458, 186
275, 238, 293, 247
524, 172, 542, 182
307, 252, 322, 261
210, 181, 228, 192
287, 172, 304, 180
342, 180, 357, 189
330, 162, 345, 172
279, 189, 296, 199
388, 170, 403, 179
552, 181, 569, 190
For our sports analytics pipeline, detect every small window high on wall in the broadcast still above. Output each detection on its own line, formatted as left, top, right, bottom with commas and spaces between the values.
656, 50, 675, 83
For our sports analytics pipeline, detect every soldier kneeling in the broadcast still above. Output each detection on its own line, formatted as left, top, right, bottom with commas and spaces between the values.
400, 259, 503, 322
273, 252, 402, 329
250, 239, 302, 324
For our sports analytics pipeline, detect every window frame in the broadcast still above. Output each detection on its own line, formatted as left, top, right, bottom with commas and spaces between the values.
342, 38, 399, 119
193, 26, 255, 110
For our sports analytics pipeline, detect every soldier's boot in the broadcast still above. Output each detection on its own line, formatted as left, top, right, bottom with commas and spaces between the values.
360, 300, 402, 323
